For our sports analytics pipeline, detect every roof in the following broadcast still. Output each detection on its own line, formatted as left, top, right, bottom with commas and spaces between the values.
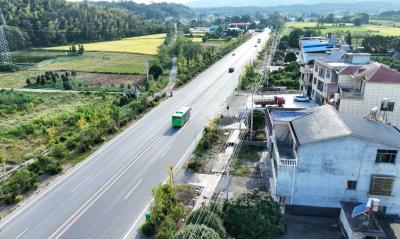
341, 114, 400, 148
291, 105, 351, 145
339, 65, 362, 74
271, 111, 310, 122
290, 105, 400, 147
173, 107, 191, 116
352, 62, 400, 84
340, 201, 386, 237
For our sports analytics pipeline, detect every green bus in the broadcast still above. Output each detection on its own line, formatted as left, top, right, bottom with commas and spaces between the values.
172, 107, 191, 127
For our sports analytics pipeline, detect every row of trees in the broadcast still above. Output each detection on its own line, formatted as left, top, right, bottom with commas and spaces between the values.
2, 0, 174, 50
175, 33, 251, 86
362, 35, 400, 53
317, 13, 370, 26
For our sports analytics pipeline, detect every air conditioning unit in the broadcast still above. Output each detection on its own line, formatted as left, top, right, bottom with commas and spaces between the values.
380, 98, 395, 112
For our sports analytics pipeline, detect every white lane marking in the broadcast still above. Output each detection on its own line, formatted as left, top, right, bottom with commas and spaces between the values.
15, 228, 29, 239
184, 121, 192, 131
122, 201, 152, 239
49, 134, 163, 239
124, 179, 143, 200
70, 174, 92, 193
160, 146, 170, 158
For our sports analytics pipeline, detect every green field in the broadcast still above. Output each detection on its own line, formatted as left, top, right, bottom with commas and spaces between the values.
44, 33, 166, 55
283, 21, 400, 36
0, 51, 152, 88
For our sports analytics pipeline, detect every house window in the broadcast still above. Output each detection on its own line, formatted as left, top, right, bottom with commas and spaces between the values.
314, 65, 318, 72
376, 149, 397, 164
319, 68, 325, 78
326, 70, 331, 80
347, 180, 357, 190
313, 77, 317, 84
370, 176, 394, 196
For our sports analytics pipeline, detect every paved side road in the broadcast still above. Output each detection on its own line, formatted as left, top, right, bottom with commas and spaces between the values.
0, 30, 270, 239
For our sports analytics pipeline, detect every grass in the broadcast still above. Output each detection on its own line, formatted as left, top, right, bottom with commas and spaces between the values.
283, 21, 400, 36
37, 52, 151, 74
0, 52, 152, 88
44, 33, 166, 55
0, 91, 108, 163
238, 145, 265, 162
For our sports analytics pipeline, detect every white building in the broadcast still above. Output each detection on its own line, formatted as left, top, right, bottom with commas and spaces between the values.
266, 105, 400, 215
337, 62, 400, 129
309, 53, 371, 105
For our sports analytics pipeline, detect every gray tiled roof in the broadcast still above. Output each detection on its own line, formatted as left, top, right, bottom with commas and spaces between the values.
291, 105, 351, 145
291, 105, 400, 147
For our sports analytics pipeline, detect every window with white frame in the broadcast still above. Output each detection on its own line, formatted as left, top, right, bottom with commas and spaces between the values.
376, 149, 397, 164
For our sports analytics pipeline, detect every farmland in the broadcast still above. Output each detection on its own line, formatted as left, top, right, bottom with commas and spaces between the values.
0, 51, 152, 88
44, 33, 167, 55
283, 21, 400, 36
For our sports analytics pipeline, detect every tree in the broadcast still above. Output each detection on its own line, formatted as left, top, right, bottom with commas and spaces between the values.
63, 80, 72, 90
288, 28, 303, 48
224, 190, 285, 239
273, 50, 285, 62
0, 148, 6, 177
172, 225, 219, 239
149, 63, 163, 80
284, 52, 297, 63
345, 32, 352, 46
247, 109, 266, 131
186, 207, 226, 238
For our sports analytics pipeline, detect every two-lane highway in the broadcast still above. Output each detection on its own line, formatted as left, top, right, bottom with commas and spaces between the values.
0, 30, 270, 239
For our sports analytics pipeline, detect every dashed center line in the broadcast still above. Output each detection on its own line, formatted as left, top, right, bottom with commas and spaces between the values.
124, 179, 143, 200
15, 228, 28, 239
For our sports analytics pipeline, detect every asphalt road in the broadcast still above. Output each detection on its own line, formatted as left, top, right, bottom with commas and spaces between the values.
0, 30, 270, 239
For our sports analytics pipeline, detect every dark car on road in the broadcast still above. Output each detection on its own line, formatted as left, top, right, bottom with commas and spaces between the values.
229, 67, 235, 73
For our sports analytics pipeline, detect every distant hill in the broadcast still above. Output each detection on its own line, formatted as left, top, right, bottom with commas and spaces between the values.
1, 0, 176, 50
189, 1, 400, 14
95, 1, 193, 20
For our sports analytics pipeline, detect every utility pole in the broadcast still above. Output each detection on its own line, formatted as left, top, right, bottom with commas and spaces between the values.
250, 88, 254, 141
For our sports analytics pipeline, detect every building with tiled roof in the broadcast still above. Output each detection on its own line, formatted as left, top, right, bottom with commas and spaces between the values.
337, 62, 400, 128
266, 105, 400, 216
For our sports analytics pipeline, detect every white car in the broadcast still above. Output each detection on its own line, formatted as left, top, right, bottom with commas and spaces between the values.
293, 95, 310, 102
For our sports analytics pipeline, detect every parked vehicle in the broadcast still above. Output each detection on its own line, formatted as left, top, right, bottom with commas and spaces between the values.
257, 38, 261, 43
293, 95, 310, 102
229, 67, 235, 73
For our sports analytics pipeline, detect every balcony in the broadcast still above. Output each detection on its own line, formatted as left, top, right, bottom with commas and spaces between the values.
339, 86, 364, 98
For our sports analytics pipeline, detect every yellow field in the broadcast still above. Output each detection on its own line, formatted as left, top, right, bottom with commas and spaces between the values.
44, 33, 166, 55
284, 22, 400, 36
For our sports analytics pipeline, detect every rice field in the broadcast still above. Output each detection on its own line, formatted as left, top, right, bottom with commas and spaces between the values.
44, 33, 166, 55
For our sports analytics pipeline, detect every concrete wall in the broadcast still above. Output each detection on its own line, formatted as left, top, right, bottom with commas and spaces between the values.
276, 136, 400, 214
340, 209, 364, 239
339, 82, 400, 128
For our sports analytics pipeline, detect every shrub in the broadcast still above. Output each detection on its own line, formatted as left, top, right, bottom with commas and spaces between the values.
14, 194, 23, 202
1, 169, 36, 203
187, 207, 226, 238
0, 64, 19, 72
172, 225, 219, 239
141, 221, 156, 237
224, 190, 285, 239
50, 143, 69, 159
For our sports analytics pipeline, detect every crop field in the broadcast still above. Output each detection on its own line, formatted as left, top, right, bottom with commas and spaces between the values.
283, 21, 400, 36
0, 91, 111, 163
0, 51, 151, 88
44, 33, 166, 55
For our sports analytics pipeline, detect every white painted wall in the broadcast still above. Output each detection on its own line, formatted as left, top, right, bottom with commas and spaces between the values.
275, 136, 400, 214
339, 82, 400, 128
